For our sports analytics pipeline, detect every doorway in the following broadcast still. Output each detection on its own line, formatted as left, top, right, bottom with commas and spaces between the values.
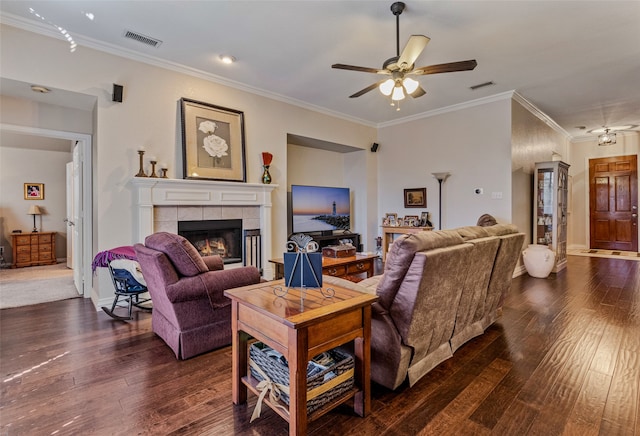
589, 154, 638, 251
0, 123, 93, 297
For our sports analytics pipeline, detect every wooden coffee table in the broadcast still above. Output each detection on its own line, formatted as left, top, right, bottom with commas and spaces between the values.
224, 280, 378, 436
269, 253, 378, 282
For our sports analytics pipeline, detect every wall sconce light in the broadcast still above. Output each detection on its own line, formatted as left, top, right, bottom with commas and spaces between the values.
432, 172, 451, 230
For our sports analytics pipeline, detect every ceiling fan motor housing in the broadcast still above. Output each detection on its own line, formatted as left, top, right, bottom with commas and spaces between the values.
391, 2, 406, 15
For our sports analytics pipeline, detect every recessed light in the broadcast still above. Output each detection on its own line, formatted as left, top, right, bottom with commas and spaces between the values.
84, 12, 95, 21
31, 85, 50, 93
219, 55, 236, 64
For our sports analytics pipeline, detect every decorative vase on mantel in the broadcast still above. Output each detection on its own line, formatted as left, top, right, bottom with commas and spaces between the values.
261, 152, 273, 184
262, 165, 272, 184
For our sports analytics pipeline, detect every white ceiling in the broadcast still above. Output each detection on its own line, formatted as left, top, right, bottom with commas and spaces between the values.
1, 1, 639, 139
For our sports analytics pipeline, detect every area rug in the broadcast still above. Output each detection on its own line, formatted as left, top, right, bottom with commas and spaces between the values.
568, 249, 640, 261
0, 263, 80, 309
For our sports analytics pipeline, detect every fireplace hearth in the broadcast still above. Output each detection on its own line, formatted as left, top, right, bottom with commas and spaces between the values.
179, 219, 242, 264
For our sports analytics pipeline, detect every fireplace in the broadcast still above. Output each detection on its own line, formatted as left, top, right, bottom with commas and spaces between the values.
179, 219, 242, 265
131, 177, 277, 278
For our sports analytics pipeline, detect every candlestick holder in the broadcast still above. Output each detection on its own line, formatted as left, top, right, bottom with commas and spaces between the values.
160, 168, 168, 178
135, 150, 148, 177
149, 160, 158, 178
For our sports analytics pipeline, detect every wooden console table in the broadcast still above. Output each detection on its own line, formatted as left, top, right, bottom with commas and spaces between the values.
269, 253, 378, 282
225, 280, 377, 436
11, 232, 57, 268
381, 226, 432, 262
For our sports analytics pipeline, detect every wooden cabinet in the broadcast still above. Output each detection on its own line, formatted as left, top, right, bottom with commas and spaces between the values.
11, 232, 57, 268
534, 161, 570, 272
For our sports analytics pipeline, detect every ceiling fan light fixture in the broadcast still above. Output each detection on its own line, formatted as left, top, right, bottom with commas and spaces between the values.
402, 77, 419, 94
598, 130, 616, 146
391, 85, 405, 101
379, 79, 394, 96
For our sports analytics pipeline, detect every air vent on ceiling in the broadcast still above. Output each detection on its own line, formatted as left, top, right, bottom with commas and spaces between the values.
469, 81, 495, 91
123, 30, 162, 48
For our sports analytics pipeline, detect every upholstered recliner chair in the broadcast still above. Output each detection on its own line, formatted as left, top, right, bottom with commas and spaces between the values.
134, 232, 261, 359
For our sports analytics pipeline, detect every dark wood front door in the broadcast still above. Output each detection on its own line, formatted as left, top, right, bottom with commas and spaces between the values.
589, 155, 638, 251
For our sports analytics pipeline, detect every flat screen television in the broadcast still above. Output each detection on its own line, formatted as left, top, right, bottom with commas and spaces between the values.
291, 185, 350, 234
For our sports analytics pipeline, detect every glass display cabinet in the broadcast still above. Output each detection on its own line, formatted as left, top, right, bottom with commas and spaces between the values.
534, 161, 570, 272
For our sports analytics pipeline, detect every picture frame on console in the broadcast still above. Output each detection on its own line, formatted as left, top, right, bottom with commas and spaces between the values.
180, 98, 246, 182
404, 188, 426, 208
384, 213, 398, 226
404, 215, 419, 226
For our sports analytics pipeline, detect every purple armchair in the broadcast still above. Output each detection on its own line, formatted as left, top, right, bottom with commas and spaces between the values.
134, 232, 261, 359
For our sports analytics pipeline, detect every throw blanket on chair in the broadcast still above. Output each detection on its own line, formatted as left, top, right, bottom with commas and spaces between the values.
92, 246, 137, 273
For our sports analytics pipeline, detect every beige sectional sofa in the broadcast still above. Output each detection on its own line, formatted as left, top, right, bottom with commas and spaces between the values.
327, 223, 525, 390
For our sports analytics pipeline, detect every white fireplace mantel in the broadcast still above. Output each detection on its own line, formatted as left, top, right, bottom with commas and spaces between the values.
131, 177, 278, 277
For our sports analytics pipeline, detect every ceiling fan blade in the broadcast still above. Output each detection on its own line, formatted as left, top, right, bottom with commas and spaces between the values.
397, 35, 430, 70
409, 85, 426, 98
412, 60, 478, 76
349, 81, 385, 98
332, 64, 387, 74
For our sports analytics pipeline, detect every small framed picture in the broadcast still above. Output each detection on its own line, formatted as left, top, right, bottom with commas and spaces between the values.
384, 213, 398, 226
420, 211, 432, 227
24, 183, 44, 200
404, 215, 419, 226
404, 188, 426, 208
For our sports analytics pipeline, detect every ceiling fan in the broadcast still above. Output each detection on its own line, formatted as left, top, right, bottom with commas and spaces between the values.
332, 2, 477, 106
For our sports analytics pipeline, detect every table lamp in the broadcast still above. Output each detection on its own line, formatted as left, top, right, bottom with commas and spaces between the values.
28, 205, 42, 233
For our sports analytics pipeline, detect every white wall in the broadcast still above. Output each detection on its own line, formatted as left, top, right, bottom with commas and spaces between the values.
1, 24, 376, 302
568, 132, 640, 249
0, 145, 71, 263
377, 97, 513, 231
511, 99, 569, 246
0, 95, 94, 134
286, 143, 375, 251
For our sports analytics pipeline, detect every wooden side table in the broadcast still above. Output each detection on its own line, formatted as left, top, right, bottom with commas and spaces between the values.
225, 280, 377, 436
381, 226, 432, 261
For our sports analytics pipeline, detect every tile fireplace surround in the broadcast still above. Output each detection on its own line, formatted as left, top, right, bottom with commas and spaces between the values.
132, 178, 278, 279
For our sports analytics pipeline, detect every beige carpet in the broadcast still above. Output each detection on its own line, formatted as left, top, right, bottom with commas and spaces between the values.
568, 249, 640, 261
0, 263, 80, 309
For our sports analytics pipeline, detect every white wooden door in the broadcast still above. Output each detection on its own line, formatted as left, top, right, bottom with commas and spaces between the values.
66, 161, 74, 269
72, 144, 83, 294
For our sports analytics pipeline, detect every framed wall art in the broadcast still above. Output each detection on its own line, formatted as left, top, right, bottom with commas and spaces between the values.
24, 183, 44, 200
404, 188, 426, 208
180, 98, 246, 182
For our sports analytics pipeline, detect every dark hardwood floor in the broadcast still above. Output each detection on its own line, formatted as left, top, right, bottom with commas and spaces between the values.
1, 255, 638, 435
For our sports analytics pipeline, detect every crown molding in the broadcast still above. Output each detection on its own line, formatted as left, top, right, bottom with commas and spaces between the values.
0, 13, 376, 128
377, 91, 517, 128
511, 92, 571, 139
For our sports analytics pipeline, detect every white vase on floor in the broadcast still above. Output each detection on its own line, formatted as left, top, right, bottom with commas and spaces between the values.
523, 244, 555, 278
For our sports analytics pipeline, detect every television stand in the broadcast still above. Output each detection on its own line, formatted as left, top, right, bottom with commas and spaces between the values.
291, 232, 362, 252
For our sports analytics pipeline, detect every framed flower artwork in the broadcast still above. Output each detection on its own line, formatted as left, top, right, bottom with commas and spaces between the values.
180, 98, 246, 182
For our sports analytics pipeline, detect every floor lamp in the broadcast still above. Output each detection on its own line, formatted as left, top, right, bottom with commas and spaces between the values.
432, 172, 450, 230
